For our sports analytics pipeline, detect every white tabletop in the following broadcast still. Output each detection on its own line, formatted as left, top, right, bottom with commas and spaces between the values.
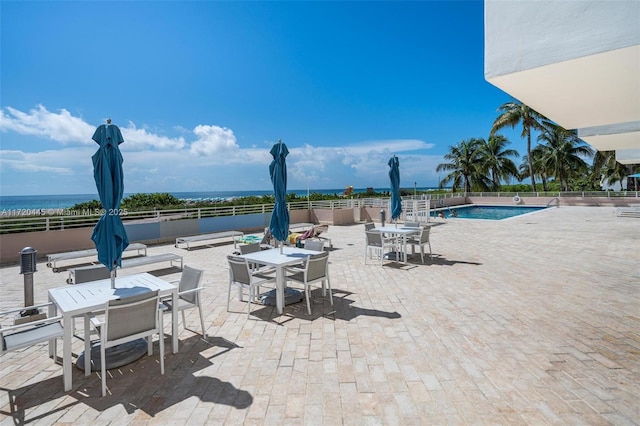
240, 246, 322, 266
49, 273, 175, 316
376, 226, 420, 235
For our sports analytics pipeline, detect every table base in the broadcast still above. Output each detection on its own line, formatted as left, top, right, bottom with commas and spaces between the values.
385, 251, 406, 261
260, 288, 303, 306
76, 339, 147, 371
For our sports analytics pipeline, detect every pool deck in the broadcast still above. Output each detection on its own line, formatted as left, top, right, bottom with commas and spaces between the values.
0, 206, 638, 425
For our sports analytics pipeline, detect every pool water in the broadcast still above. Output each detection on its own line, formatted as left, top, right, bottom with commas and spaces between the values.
436, 205, 548, 220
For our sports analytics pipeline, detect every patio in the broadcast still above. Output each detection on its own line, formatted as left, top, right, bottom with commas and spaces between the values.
0, 206, 638, 424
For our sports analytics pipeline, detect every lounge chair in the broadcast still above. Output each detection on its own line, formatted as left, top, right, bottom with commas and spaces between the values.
615, 205, 640, 218
295, 224, 332, 248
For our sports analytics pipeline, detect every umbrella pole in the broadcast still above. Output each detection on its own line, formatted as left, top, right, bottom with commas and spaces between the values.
279, 240, 283, 254
110, 268, 116, 289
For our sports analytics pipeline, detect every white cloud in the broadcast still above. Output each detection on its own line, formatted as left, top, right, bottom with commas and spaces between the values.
190, 125, 239, 156
0, 104, 442, 195
0, 148, 84, 176
121, 122, 186, 151
0, 105, 94, 145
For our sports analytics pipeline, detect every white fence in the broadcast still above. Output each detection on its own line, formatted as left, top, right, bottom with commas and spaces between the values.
1, 191, 638, 234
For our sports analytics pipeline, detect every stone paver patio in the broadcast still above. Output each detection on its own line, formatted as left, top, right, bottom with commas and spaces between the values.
0, 206, 639, 425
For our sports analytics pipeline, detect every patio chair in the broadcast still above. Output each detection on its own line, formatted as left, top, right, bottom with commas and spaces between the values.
303, 239, 325, 252
406, 226, 433, 263
86, 290, 164, 396
239, 242, 261, 255
364, 222, 376, 231
404, 221, 420, 228
227, 255, 275, 318
161, 265, 206, 337
1, 303, 63, 360
284, 251, 332, 315
364, 230, 397, 265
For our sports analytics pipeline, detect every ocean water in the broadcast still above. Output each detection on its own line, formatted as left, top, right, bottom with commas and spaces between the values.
0, 188, 428, 213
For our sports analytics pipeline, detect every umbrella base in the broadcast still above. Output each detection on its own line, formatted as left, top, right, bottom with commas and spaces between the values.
260, 288, 303, 306
385, 251, 407, 261
76, 338, 148, 371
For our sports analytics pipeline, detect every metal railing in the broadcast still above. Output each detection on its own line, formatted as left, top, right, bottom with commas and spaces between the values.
1, 191, 638, 235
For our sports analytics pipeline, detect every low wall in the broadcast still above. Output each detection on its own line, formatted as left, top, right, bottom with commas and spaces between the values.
0, 210, 312, 265
0, 227, 94, 265
310, 208, 356, 225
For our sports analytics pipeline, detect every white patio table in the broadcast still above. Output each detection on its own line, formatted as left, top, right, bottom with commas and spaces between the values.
376, 225, 420, 264
48, 273, 178, 391
239, 246, 322, 314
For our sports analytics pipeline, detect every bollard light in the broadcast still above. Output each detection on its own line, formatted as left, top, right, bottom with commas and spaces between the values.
20, 247, 37, 274
19, 247, 39, 318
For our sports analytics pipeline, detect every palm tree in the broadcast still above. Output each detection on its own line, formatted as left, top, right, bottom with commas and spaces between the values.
528, 148, 554, 191
478, 135, 519, 190
536, 121, 593, 191
490, 100, 547, 191
436, 138, 489, 193
593, 150, 630, 190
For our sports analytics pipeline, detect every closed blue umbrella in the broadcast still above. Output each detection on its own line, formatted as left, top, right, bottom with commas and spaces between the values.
91, 119, 129, 288
388, 155, 402, 222
269, 140, 290, 249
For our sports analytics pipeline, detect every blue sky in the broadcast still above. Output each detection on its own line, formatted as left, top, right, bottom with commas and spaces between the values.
1, 1, 521, 196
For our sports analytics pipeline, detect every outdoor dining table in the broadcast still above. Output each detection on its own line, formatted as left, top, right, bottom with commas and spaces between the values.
376, 225, 420, 264
48, 273, 178, 391
239, 246, 322, 314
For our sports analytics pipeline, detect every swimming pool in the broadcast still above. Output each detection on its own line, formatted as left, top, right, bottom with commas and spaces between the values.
435, 205, 548, 220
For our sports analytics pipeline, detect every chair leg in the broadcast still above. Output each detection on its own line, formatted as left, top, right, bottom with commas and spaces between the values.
246, 286, 253, 318
420, 245, 424, 264
327, 278, 333, 305
100, 334, 107, 397
198, 304, 206, 337
305, 286, 312, 315
158, 312, 165, 375
227, 282, 232, 312
428, 242, 433, 259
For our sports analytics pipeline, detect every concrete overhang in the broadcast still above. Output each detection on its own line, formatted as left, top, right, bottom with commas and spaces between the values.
616, 148, 640, 165
484, 0, 640, 162
486, 45, 640, 131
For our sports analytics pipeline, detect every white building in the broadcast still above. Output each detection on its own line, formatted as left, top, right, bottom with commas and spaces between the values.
484, 0, 640, 165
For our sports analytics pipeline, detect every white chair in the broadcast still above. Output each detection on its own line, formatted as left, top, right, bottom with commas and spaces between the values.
161, 265, 206, 337
86, 290, 164, 396
406, 226, 433, 263
404, 221, 420, 228
227, 255, 275, 318
285, 251, 332, 315
239, 242, 261, 255
303, 239, 325, 252
364, 222, 376, 231
364, 230, 397, 265
1, 303, 64, 359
